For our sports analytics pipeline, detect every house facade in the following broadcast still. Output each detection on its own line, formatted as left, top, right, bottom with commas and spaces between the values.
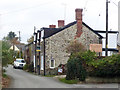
39, 9, 103, 75
25, 8, 118, 75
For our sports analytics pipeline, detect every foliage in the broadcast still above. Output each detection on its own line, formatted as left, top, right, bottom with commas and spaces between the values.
59, 78, 79, 84
7, 31, 16, 40
88, 54, 120, 77
2, 73, 8, 78
29, 61, 34, 72
66, 40, 86, 54
2, 41, 14, 66
16, 51, 23, 58
3, 31, 19, 45
2, 68, 8, 78
81, 50, 96, 65
23, 64, 29, 70
23, 62, 34, 72
27, 36, 34, 43
66, 57, 87, 81
44, 75, 56, 77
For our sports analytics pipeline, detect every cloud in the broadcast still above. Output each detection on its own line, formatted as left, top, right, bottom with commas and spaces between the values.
0, 0, 119, 43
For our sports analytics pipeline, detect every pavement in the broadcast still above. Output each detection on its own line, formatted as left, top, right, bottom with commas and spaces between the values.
4, 65, 120, 89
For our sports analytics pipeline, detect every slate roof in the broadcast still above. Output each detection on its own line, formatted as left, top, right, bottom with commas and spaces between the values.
42, 21, 103, 39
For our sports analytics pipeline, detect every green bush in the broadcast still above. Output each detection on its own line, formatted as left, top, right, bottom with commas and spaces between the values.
88, 54, 120, 77
66, 57, 87, 81
23, 64, 29, 70
81, 50, 96, 64
2, 41, 14, 67
23, 62, 34, 72
29, 62, 34, 72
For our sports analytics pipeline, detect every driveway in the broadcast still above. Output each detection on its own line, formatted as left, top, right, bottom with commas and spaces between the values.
5, 65, 120, 89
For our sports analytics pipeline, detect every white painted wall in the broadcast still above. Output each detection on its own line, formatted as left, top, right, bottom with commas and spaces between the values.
108, 34, 117, 48
41, 55, 44, 70
118, 1, 120, 44
99, 33, 118, 56
41, 30, 44, 42
102, 51, 114, 56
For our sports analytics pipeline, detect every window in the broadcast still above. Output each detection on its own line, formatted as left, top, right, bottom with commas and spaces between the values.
50, 59, 55, 69
41, 56, 44, 70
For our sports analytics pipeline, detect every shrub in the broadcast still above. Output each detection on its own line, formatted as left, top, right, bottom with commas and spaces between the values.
23, 62, 34, 72
29, 62, 34, 72
88, 54, 120, 77
81, 50, 96, 65
23, 64, 29, 70
66, 57, 87, 81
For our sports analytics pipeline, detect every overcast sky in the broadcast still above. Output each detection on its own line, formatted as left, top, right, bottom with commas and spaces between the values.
0, 0, 119, 44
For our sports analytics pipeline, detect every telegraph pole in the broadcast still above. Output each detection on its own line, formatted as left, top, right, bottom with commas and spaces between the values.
105, 0, 108, 56
18, 31, 21, 58
38, 31, 41, 75
18, 31, 21, 42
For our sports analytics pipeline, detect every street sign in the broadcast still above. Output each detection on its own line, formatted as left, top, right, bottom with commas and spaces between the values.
36, 49, 41, 52
90, 44, 102, 52
36, 46, 40, 52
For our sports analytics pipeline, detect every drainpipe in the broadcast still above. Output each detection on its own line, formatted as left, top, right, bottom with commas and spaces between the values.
43, 37, 46, 76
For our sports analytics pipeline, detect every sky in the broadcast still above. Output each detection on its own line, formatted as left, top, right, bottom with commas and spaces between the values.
0, 0, 119, 44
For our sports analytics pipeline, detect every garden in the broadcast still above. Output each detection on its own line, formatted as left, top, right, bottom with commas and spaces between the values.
64, 41, 120, 83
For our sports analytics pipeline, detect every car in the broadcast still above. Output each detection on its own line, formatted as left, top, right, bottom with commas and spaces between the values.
13, 58, 26, 69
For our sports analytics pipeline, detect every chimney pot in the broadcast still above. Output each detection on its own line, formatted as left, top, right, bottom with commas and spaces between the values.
49, 25, 56, 28
58, 20, 64, 28
75, 8, 83, 20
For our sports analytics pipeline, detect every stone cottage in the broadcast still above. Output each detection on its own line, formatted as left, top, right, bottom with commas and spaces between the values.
38, 8, 103, 75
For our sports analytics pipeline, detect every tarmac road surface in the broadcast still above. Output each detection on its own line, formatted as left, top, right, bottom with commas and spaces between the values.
4, 65, 120, 89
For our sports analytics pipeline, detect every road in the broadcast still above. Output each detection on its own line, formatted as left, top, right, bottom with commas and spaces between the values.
5, 65, 120, 89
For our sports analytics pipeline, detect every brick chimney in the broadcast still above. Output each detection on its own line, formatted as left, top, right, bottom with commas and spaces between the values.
58, 20, 64, 28
75, 8, 83, 37
49, 25, 56, 28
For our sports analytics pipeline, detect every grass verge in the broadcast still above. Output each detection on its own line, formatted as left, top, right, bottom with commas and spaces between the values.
2, 73, 10, 88
43, 75, 56, 77
2, 73, 8, 78
59, 78, 79, 84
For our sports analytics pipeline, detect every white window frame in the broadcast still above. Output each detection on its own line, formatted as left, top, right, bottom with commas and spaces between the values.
50, 59, 55, 69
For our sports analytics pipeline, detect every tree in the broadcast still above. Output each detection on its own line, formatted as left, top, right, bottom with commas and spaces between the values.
7, 31, 16, 40
66, 40, 86, 54
2, 31, 19, 45
27, 36, 34, 43
2, 41, 14, 66
16, 51, 23, 58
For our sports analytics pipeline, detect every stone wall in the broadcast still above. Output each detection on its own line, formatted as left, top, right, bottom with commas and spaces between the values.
45, 23, 100, 69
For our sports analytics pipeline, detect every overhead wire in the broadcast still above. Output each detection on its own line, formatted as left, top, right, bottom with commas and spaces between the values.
94, 1, 105, 29
110, 0, 118, 7
83, 0, 89, 16
1, 0, 57, 16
